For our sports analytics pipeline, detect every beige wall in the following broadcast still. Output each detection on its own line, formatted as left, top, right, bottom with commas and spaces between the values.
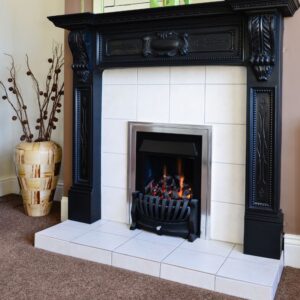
281, 12, 300, 235
63, 2, 300, 235
0, 0, 64, 188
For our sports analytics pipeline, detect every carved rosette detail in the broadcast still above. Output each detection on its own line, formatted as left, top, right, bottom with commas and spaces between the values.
68, 31, 90, 83
143, 32, 189, 57
248, 15, 276, 81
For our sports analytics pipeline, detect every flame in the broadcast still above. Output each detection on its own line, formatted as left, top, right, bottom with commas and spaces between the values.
178, 175, 185, 198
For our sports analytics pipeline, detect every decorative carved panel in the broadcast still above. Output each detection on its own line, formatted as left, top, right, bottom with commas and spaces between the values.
74, 88, 90, 182
250, 88, 274, 209
248, 15, 276, 81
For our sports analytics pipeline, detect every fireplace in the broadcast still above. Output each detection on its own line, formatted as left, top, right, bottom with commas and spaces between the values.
49, 0, 300, 259
128, 123, 211, 241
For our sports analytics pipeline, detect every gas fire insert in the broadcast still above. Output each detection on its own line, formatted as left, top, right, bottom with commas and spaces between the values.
128, 123, 212, 241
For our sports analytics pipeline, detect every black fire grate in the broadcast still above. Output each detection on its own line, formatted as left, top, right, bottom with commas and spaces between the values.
130, 192, 200, 242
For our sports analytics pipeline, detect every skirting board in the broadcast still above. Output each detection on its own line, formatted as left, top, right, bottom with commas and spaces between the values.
284, 234, 300, 269
0, 176, 19, 197
0, 176, 63, 201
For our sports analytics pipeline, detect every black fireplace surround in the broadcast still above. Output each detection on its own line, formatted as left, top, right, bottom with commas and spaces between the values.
49, 0, 299, 259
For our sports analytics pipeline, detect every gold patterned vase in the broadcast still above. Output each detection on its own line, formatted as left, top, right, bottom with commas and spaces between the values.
14, 141, 62, 217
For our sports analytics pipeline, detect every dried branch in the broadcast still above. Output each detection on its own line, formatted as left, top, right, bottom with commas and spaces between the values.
0, 44, 64, 142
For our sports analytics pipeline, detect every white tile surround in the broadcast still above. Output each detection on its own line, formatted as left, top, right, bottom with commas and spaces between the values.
101, 66, 247, 244
35, 220, 283, 300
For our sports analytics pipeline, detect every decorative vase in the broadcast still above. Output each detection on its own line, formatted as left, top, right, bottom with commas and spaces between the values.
14, 141, 62, 217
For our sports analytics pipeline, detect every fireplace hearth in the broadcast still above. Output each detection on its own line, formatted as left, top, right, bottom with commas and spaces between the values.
129, 123, 211, 241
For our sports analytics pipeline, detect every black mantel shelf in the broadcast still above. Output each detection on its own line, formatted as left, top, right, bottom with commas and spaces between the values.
49, 0, 299, 259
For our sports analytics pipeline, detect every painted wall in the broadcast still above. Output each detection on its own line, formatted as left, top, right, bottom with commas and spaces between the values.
281, 12, 300, 235
63, 1, 300, 235
0, 0, 64, 195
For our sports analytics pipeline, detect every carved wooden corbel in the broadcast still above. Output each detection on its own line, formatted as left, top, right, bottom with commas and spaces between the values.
248, 15, 276, 81
68, 31, 90, 83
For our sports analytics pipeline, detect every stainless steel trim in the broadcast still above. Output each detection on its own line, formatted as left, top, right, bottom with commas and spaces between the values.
127, 122, 212, 239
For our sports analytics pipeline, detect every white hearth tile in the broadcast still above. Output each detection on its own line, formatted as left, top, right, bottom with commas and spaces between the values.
102, 85, 137, 119
162, 248, 226, 274
114, 238, 177, 262
72, 230, 129, 251
205, 85, 246, 124
61, 219, 108, 230
96, 221, 141, 238
137, 85, 170, 123
101, 187, 128, 223
210, 201, 244, 244
160, 263, 215, 290
217, 257, 280, 287
170, 66, 205, 84
135, 231, 185, 247
215, 276, 274, 300
112, 253, 160, 277
206, 66, 247, 84
138, 67, 170, 84
102, 119, 128, 154
229, 245, 282, 265
103, 68, 138, 85
36, 223, 89, 242
170, 85, 205, 125
212, 124, 246, 165
102, 153, 127, 189
35, 234, 70, 256
69, 243, 112, 265
211, 163, 245, 205
179, 239, 234, 257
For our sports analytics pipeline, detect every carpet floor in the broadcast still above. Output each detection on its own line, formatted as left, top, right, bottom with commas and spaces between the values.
0, 195, 299, 300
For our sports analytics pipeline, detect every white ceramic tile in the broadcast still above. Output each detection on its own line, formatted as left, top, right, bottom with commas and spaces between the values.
96, 221, 140, 238
112, 253, 160, 277
210, 201, 244, 244
206, 66, 247, 84
215, 276, 273, 300
103, 68, 137, 84
212, 124, 246, 165
61, 219, 107, 230
102, 119, 128, 154
101, 153, 127, 188
205, 85, 246, 124
101, 187, 128, 223
70, 243, 112, 265
137, 85, 170, 123
163, 248, 226, 274
102, 85, 137, 119
138, 67, 169, 84
170, 85, 205, 125
36, 224, 89, 242
161, 263, 215, 290
218, 258, 280, 287
179, 239, 234, 257
230, 245, 282, 265
35, 234, 70, 256
170, 66, 205, 84
211, 163, 245, 205
89, 219, 108, 230
72, 230, 129, 251
135, 231, 185, 247
115, 238, 176, 262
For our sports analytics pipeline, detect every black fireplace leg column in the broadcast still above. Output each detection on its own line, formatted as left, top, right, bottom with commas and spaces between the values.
67, 30, 103, 223
244, 13, 284, 259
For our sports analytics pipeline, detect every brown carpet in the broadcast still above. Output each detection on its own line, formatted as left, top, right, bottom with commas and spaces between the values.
0, 195, 299, 300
